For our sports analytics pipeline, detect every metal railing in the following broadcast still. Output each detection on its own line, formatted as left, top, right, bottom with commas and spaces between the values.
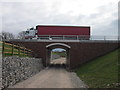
33, 35, 119, 41
1, 35, 120, 41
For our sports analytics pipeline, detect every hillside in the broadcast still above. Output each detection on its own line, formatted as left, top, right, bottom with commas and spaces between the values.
76, 48, 119, 88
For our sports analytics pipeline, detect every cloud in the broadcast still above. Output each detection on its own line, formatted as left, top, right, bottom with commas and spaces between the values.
1, 0, 119, 37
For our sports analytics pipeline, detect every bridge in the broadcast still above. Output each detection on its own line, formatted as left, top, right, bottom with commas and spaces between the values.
3, 35, 119, 69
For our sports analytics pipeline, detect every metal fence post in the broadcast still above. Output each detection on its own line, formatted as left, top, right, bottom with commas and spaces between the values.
104, 36, 106, 40
49, 35, 50, 40
77, 35, 79, 40
90, 36, 92, 40
63, 35, 65, 40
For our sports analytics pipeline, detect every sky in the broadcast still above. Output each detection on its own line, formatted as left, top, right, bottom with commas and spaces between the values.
0, 0, 119, 37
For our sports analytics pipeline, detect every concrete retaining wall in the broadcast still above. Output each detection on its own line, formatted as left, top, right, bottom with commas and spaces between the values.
2, 56, 44, 89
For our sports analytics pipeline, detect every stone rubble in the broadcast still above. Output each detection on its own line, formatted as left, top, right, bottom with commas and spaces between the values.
70, 72, 88, 88
2, 56, 44, 89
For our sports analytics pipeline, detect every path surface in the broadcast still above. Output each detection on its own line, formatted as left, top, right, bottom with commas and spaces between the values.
9, 58, 87, 88
50, 57, 66, 64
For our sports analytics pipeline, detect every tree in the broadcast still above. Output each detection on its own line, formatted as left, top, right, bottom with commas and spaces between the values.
2, 31, 15, 39
17, 31, 26, 39
0, 33, 2, 41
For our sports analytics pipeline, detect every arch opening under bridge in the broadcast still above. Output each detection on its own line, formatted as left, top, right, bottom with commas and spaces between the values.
46, 43, 71, 69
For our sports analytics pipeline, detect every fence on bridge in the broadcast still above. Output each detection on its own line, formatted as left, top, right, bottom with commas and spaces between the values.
0, 41, 33, 57
18, 35, 120, 41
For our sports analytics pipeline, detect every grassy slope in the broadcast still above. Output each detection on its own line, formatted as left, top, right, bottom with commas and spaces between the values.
76, 48, 119, 88
52, 52, 66, 57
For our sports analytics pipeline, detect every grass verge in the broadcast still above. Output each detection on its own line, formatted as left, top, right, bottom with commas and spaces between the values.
75, 48, 119, 88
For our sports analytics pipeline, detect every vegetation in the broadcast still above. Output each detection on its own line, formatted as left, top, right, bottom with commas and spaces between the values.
52, 51, 66, 57
75, 48, 119, 88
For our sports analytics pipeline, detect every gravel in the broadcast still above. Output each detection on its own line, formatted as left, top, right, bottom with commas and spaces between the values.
70, 72, 88, 88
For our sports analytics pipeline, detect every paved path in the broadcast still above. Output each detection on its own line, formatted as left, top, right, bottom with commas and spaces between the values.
9, 58, 87, 88
50, 57, 66, 64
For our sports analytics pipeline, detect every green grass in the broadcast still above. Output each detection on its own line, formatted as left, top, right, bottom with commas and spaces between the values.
75, 48, 119, 88
52, 52, 66, 57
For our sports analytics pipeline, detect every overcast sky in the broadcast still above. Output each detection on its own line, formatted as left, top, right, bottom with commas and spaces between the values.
1, 0, 119, 36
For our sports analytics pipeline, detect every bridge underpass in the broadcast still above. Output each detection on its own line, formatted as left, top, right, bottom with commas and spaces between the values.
49, 48, 67, 68
46, 44, 69, 69
5, 39, 119, 69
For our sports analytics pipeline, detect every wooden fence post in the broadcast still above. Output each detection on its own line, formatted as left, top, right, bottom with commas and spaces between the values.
30, 51, 32, 57
29, 51, 31, 57
26, 49, 28, 56
2, 41, 5, 57
18, 45, 20, 56
12, 43, 14, 56
27, 50, 29, 56
24, 48, 25, 57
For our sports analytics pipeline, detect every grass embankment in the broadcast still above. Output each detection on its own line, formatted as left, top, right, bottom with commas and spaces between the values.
0, 41, 31, 57
76, 48, 119, 88
52, 52, 66, 57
